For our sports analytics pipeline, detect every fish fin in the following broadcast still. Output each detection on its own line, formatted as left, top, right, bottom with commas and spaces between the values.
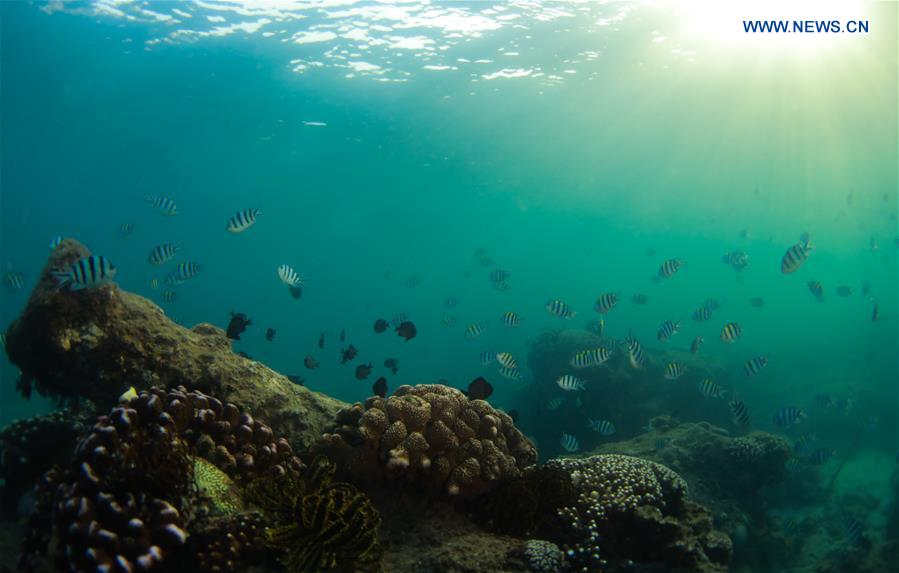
50, 271, 72, 290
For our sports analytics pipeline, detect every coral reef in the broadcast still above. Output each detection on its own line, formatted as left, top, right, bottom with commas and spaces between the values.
17, 386, 383, 573
522, 330, 733, 455
547, 454, 730, 573
3, 239, 346, 450
0, 410, 85, 519
524, 539, 563, 573
592, 418, 791, 529
315, 383, 537, 498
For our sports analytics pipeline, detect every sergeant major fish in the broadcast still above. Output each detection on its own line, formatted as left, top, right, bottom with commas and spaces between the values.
546, 299, 576, 319
781, 232, 813, 274
226, 208, 261, 233
51, 256, 117, 290
148, 243, 181, 266
145, 195, 178, 216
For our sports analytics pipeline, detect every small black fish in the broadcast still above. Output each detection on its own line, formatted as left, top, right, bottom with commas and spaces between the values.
341, 345, 357, 364
749, 297, 765, 308
340, 329, 346, 342
384, 358, 398, 374
286, 375, 305, 386
265, 328, 276, 342
318, 333, 325, 349
395, 321, 417, 341
372, 376, 388, 398
289, 285, 302, 299
304, 355, 319, 369
355, 363, 373, 380
226, 312, 252, 340
466, 376, 493, 400
373, 319, 389, 334
237, 351, 252, 360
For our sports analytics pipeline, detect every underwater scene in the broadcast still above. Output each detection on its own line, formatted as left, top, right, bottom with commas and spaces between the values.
0, 1, 897, 572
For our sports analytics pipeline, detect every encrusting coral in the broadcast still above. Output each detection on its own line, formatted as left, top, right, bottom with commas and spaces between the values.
17, 386, 383, 573
315, 383, 537, 498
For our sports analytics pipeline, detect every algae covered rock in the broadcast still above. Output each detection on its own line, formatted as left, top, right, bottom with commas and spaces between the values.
3, 239, 345, 450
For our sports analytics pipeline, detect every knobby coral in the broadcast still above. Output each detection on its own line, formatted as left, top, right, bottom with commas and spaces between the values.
18, 386, 382, 573
315, 383, 537, 498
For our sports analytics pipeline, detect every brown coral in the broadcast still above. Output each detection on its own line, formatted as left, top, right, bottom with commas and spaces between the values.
316, 384, 537, 498
18, 386, 304, 573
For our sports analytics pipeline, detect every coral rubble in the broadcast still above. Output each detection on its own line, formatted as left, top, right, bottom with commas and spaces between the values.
315, 383, 537, 498
3, 239, 345, 450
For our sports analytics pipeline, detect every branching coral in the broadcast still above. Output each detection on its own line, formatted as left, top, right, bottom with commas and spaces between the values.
316, 383, 537, 498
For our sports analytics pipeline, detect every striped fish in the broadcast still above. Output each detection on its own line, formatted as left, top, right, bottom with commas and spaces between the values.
570, 347, 611, 369
148, 243, 181, 266
720, 322, 742, 342
781, 233, 812, 274
690, 336, 704, 354
119, 222, 135, 237
546, 397, 563, 410
793, 434, 816, 454
165, 262, 201, 285
277, 264, 304, 288
502, 311, 521, 327
808, 447, 836, 464
465, 323, 486, 339
560, 432, 579, 453
489, 269, 510, 283
150, 278, 159, 290
594, 292, 618, 314
444, 296, 459, 309
658, 258, 683, 278
4, 271, 24, 291
698, 378, 725, 398
51, 256, 117, 290
692, 305, 712, 322
556, 375, 585, 391
477, 350, 498, 365
743, 356, 768, 377
498, 367, 522, 381
807, 280, 824, 301
587, 419, 616, 435
626, 333, 645, 369
773, 406, 806, 427
493, 280, 510, 291
785, 458, 804, 473
48, 236, 63, 249
496, 352, 517, 369
441, 316, 457, 328
391, 313, 409, 328
657, 319, 681, 341
857, 416, 878, 433
664, 362, 685, 380
729, 398, 751, 425
161, 291, 178, 303
145, 195, 177, 216
477, 255, 494, 266
226, 208, 260, 233
631, 293, 648, 305
843, 514, 864, 545
545, 300, 575, 319
405, 277, 421, 288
